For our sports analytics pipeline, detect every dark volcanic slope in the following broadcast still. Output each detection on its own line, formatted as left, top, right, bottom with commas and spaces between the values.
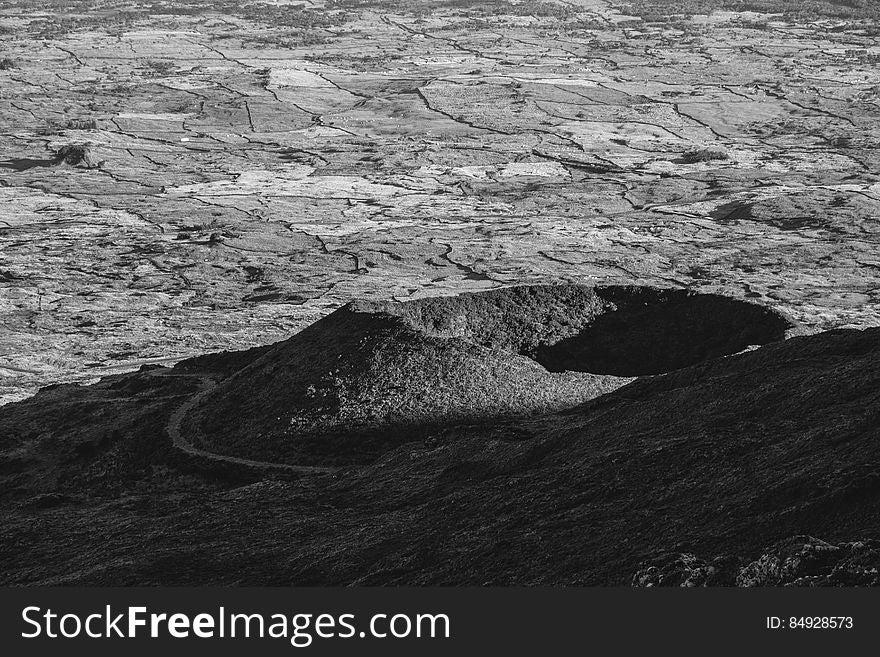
0, 324, 876, 585
188, 285, 793, 465
0, 289, 875, 586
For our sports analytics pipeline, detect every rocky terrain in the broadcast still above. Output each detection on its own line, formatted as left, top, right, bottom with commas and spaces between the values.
633, 536, 880, 587
1, 0, 880, 404
0, 1, 878, 586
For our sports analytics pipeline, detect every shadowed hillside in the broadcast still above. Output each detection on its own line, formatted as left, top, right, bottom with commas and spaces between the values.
1, 288, 877, 585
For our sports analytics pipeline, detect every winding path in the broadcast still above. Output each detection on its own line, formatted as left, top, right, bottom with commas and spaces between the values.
163, 373, 338, 476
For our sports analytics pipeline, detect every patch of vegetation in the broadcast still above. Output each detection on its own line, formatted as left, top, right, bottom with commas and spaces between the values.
244, 31, 330, 49
138, 2, 354, 27
11, 1, 351, 37
144, 59, 176, 76
53, 143, 103, 168
676, 146, 729, 163
825, 135, 853, 149
36, 118, 98, 136
106, 83, 133, 96
448, 0, 582, 17
65, 118, 98, 130
326, 0, 583, 18
618, 0, 880, 22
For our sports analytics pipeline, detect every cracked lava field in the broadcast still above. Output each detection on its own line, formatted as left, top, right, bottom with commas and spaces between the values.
1, 0, 879, 404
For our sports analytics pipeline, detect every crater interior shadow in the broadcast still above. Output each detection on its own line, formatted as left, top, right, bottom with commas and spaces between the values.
531, 294, 791, 376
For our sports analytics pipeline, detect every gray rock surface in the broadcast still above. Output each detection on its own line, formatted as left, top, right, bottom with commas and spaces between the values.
2, 0, 879, 403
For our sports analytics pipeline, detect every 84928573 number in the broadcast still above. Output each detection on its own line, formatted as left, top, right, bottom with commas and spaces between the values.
789, 617, 852, 629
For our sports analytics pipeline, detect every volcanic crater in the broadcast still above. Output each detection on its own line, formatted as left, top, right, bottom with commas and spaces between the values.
184, 285, 795, 466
